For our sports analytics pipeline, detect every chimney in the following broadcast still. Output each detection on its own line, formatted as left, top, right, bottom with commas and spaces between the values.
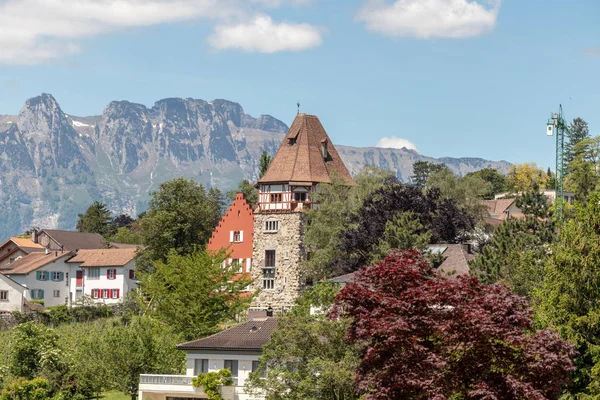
266, 306, 274, 317
461, 243, 471, 254
31, 230, 38, 244
45, 247, 49, 255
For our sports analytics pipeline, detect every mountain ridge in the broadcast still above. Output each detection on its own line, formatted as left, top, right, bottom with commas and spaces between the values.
0, 94, 511, 241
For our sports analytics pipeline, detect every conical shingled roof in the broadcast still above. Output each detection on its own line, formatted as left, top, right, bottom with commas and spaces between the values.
259, 114, 355, 185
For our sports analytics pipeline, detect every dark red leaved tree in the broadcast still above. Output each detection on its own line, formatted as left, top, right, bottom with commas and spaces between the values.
331, 250, 575, 400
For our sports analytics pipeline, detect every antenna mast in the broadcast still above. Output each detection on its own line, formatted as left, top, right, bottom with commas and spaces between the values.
546, 104, 567, 222
297, 102, 300, 115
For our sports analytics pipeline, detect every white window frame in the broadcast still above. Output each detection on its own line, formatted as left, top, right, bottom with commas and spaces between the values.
264, 220, 280, 233
52, 271, 61, 281
112, 289, 119, 299
32, 289, 43, 299
0, 291, 8, 301
88, 267, 100, 280
91, 289, 99, 299
194, 359, 209, 375
263, 250, 276, 290
53, 289, 60, 298
102, 289, 109, 299
108, 269, 116, 280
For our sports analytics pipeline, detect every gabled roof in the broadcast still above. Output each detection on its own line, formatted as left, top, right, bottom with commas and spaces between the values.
177, 318, 278, 351
0, 271, 28, 292
258, 114, 355, 185
428, 244, 473, 277
0, 237, 45, 255
481, 199, 515, 216
41, 230, 106, 250
3, 251, 72, 275
66, 248, 137, 267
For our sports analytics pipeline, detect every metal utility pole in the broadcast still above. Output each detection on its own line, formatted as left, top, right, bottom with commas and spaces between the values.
546, 105, 567, 221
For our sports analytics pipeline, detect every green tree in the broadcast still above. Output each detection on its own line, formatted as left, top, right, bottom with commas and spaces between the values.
137, 178, 224, 269
193, 370, 233, 400
76, 201, 115, 238
107, 227, 143, 245
226, 179, 258, 205
9, 323, 59, 380
0, 378, 50, 400
515, 182, 550, 219
303, 168, 391, 279
535, 193, 600, 397
465, 168, 507, 199
426, 168, 491, 219
246, 283, 360, 400
565, 137, 600, 203
410, 161, 448, 188
259, 151, 272, 178
370, 212, 430, 264
565, 117, 591, 165
103, 317, 185, 400
138, 249, 252, 340
470, 216, 554, 297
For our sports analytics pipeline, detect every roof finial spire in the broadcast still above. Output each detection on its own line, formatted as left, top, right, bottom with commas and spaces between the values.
297, 102, 300, 115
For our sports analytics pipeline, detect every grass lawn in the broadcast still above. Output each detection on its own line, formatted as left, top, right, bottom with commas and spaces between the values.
99, 391, 130, 400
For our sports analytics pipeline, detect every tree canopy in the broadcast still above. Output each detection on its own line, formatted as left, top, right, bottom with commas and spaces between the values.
137, 178, 224, 269
76, 201, 115, 238
259, 151, 272, 178
332, 250, 575, 400
138, 248, 251, 340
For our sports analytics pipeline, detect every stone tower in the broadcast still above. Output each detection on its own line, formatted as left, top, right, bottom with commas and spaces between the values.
251, 113, 355, 310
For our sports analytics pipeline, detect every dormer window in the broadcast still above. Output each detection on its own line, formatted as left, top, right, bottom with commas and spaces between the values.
288, 137, 296, 145
321, 139, 329, 160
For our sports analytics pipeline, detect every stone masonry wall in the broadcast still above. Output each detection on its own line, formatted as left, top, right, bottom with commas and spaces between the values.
251, 212, 307, 309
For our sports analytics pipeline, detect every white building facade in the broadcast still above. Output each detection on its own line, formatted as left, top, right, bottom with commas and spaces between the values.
0, 273, 29, 315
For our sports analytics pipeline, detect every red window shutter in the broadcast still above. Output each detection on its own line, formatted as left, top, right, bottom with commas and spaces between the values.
108, 289, 113, 298
106, 269, 110, 279
116, 289, 120, 298
129, 270, 134, 279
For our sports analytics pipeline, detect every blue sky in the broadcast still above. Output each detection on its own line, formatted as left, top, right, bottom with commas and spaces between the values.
0, 0, 598, 170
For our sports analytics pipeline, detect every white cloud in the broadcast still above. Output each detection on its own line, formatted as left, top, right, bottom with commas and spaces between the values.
208, 15, 323, 53
376, 136, 418, 152
356, 0, 501, 39
583, 48, 600, 57
0, 0, 317, 64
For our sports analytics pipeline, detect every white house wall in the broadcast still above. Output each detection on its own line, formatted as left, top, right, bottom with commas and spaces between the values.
7, 255, 72, 307
68, 260, 137, 305
0, 275, 28, 313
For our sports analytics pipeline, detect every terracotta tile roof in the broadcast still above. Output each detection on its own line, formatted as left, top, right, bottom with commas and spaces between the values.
258, 114, 356, 185
429, 244, 473, 278
481, 199, 515, 216
41, 229, 107, 250
67, 248, 137, 267
109, 242, 140, 249
177, 318, 278, 351
3, 251, 72, 275
9, 237, 44, 250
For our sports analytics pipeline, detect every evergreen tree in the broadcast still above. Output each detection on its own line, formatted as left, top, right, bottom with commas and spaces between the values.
259, 151, 272, 178
565, 137, 600, 203
515, 182, 550, 219
410, 161, 448, 188
370, 212, 430, 263
76, 201, 115, 238
565, 117, 591, 165
470, 216, 554, 297
536, 193, 600, 396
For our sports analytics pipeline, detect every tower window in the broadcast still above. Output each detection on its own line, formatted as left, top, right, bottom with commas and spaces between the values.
294, 192, 307, 202
263, 250, 276, 290
270, 193, 282, 203
264, 220, 280, 233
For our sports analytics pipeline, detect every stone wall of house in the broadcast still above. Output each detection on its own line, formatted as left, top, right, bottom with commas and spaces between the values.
251, 212, 307, 309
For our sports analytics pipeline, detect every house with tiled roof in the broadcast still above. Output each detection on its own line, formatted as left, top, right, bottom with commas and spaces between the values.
0, 272, 30, 315
207, 193, 254, 293
66, 248, 138, 304
3, 251, 73, 307
252, 113, 355, 310
139, 317, 277, 400
31, 229, 107, 251
0, 237, 45, 269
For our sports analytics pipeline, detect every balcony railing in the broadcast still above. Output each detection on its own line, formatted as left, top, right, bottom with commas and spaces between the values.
139, 375, 193, 386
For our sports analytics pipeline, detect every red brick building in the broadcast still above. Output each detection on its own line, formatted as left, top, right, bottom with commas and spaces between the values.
207, 193, 254, 282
